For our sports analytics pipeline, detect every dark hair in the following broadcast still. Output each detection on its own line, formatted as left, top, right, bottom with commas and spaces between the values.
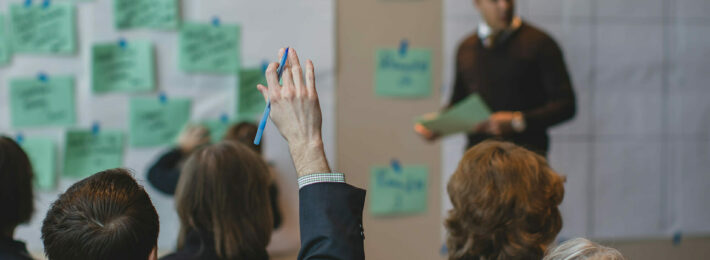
176, 141, 272, 259
223, 122, 261, 154
42, 169, 159, 260
0, 136, 34, 236
446, 140, 565, 260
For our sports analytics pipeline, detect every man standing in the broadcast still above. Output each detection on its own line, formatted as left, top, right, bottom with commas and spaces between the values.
417, 0, 576, 155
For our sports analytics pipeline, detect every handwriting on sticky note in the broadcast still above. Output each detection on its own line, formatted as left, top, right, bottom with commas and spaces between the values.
114, 0, 179, 30
179, 22, 240, 73
21, 138, 56, 190
9, 76, 76, 128
9, 3, 76, 54
92, 41, 154, 93
237, 68, 267, 120
370, 165, 429, 216
63, 130, 124, 178
375, 48, 432, 98
129, 97, 191, 147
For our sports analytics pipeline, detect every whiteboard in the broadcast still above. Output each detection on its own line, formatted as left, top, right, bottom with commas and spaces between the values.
0, 0, 335, 255
441, 0, 710, 241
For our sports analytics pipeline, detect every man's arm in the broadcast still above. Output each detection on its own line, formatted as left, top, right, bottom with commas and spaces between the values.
257, 48, 366, 260
522, 37, 577, 130
146, 148, 183, 195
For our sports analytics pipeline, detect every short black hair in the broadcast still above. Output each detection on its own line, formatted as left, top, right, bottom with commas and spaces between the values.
42, 169, 159, 260
0, 136, 34, 235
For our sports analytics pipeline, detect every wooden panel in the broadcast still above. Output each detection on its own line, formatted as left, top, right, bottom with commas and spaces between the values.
336, 0, 445, 259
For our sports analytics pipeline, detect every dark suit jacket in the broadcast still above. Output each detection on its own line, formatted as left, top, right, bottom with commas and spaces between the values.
298, 182, 366, 260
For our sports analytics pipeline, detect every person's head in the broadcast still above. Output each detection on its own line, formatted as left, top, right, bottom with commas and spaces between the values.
0, 136, 34, 238
445, 140, 565, 259
176, 141, 273, 259
41, 169, 159, 260
474, 0, 515, 31
224, 122, 261, 154
544, 238, 625, 260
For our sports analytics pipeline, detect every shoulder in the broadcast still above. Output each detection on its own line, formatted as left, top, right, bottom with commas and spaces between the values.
456, 32, 480, 54
517, 22, 563, 54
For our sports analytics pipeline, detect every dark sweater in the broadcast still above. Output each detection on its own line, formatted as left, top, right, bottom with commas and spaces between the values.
147, 148, 283, 229
450, 22, 576, 155
0, 237, 33, 260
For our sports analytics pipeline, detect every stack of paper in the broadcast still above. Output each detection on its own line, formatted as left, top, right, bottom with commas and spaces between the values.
416, 94, 491, 136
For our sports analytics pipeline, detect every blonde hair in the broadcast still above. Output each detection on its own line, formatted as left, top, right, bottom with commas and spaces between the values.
544, 238, 625, 260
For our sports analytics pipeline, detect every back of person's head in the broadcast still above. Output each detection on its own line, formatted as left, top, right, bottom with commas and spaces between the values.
544, 238, 625, 260
445, 140, 565, 260
176, 141, 273, 259
223, 122, 261, 154
41, 169, 159, 260
0, 136, 34, 237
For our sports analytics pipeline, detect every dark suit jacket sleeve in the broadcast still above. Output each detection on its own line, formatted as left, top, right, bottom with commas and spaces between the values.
523, 37, 577, 130
447, 44, 468, 109
298, 182, 366, 260
146, 148, 184, 195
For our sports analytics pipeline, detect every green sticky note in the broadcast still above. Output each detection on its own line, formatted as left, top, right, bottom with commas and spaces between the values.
92, 41, 155, 93
416, 94, 491, 136
130, 97, 191, 147
179, 22, 240, 73
9, 3, 76, 54
203, 119, 232, 143
20, 138, 56, 190
113, 0, 179, 30
375, 48, 432, 98
0, 14, 11, 66
370, 165, 429, 216
63, 130, 124, 178
237, 68, 267, 120
9, 76, 76, 128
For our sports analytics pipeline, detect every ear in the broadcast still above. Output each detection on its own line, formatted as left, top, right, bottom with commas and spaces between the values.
148, 246, 158, 260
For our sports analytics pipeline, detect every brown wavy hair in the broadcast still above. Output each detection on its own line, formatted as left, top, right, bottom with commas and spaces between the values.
175, 141, 273, 259
445, 140, 565, 260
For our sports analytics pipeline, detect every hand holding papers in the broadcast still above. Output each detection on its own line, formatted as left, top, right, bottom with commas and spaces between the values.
415, 94, 491, 137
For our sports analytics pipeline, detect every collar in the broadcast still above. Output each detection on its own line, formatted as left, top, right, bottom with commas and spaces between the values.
477, 16, 522, 41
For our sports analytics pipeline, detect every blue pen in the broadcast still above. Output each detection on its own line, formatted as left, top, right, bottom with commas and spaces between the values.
254, 47, 289, 145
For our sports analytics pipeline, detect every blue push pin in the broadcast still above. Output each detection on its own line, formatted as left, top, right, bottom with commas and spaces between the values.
390, 159, 402, 173
38, 72, 48, 82
15, 133, 24, 144
212, 16, 220, 27
159, 92, 167, 104
91, 122, 101, 135
399, 39, 408, 56
42, 0, 50, 9
24, 0, 32, 7
673, 231, 682, 246
118, 38, 127, 49
220, 113, 229, 123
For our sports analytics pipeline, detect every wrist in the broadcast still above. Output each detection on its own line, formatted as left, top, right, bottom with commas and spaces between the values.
288, 138, 331, 178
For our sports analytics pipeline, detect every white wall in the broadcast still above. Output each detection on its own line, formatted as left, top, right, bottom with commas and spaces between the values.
442, 0, 710, 241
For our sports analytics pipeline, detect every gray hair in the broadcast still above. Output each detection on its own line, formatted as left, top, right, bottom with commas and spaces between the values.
543, 238, 625, 260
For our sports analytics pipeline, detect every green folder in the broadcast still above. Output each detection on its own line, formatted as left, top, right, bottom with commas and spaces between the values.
416, 94, 491, 136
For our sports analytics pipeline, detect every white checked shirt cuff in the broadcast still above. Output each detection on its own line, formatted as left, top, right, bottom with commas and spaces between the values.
298, 173, 346, 189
